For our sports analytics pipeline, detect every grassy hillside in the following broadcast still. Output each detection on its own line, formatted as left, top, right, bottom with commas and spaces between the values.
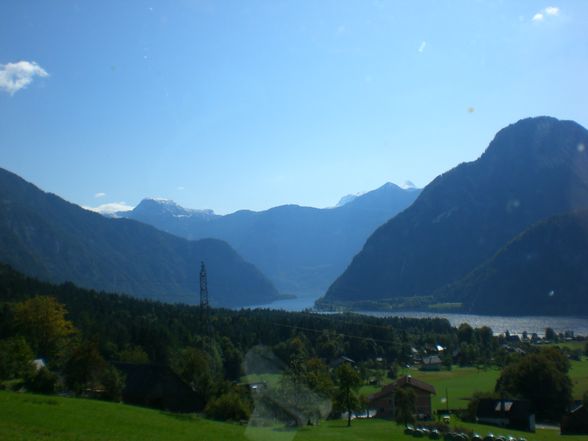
1, 391, 586, 441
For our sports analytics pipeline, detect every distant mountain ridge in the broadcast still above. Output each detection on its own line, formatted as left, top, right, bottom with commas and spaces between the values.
130, 198, 217, 221
0, 167, 278, 307
120, 182, 421, 295
321, 116, 588, 315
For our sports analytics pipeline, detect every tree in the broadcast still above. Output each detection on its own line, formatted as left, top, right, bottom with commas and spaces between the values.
12, 296, 76, 357
117, 345, 149, 364
394, 386, 416, 426
274, 335, 309, 365
303, 357, 334, 397
457, 323, 474, 344
545, 327, 557, 341
495, 348, 572, 420
334, 363, 361, 427
63, 341, 107, 395
316, 330, 344, 361
171, 347, 215, 406
387, 362, 400, 380
220, 337, 243, 381
101, 365, 125, 402
275, 356, 334, 426
0, 336, 34, 380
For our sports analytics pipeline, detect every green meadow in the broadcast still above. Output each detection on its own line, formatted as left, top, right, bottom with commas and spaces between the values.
361, 356, 588, 408
2, 357, 586, 441
1, 391, 586, 441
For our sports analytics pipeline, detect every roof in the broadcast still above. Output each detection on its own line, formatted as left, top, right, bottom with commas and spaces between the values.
32, 359, 46, 370
422, 355, 442, 365
368, 375, 436, 401
329, 355, 356, 368
111, 362, 197, 398
112, 362, 202, 412
476, 399, 532, 420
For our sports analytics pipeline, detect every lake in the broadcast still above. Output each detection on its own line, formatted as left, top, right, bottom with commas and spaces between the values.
250, 295, 588, 337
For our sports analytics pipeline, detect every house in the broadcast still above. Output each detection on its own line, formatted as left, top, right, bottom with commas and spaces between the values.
113, 362, 203, 412
368, 375, 436, 420
329, 355, 356, 369
476, 399, 535, 432
239, 381, 267, 394
561, 404, 588, 435
31, 358, 46, 371
420, 355, 443, 371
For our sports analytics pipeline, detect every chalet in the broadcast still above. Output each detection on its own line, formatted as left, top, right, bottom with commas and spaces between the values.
475, 399, 535, 432
420, 355, 443, 371
113, 362, 203, 412
368, 375, 436, 420
561, 404, 588, 435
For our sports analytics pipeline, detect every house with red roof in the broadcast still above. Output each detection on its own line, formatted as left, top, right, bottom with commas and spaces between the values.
368, 375, 436, 420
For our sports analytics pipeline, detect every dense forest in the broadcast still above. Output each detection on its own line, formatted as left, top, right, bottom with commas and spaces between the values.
1, 263, 584, 425
0, 263, 460, 365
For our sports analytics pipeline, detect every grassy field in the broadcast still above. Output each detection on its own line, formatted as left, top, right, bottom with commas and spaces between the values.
569, 357, 588, 399
4, 357, 585, 441
1, 391, 586, 441
359, 366, 501, 411
361, 356, 588, 409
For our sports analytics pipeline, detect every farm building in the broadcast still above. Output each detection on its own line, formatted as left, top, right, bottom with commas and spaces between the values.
368, 375, 435, 420
113, 362, 203, 413
475, 399, 535, 432
561, 403, 588, 435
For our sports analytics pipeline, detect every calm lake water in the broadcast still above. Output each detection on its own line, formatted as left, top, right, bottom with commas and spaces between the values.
250, 295, 588, 337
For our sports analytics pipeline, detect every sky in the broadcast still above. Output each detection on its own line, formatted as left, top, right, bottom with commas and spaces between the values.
1, 1, 587, 214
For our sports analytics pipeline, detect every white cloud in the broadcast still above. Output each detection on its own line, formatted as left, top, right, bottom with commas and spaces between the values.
545, 6, 559, 16
83, 202, 134, 216
94, 192, 107, 198
0, 61, 49, 95
532, 12, 544, 22
532, 6, 560, 22
418, 41, 427, 53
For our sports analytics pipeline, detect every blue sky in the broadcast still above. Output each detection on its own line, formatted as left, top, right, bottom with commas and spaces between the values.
1, 1, 587, 214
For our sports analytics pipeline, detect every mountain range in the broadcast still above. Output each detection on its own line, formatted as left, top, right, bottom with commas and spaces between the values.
321, 116, 588, 315
3, 116, 587, 316
119, 182, 421, 296
0, 167, 278, 307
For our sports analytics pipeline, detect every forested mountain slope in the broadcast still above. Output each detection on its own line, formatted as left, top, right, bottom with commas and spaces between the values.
322, 117, 588, 312
0, 168, 278, 307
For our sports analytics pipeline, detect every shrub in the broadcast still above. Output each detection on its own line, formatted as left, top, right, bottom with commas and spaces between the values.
25, 367, 58, 394
205, 391, 251, 421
